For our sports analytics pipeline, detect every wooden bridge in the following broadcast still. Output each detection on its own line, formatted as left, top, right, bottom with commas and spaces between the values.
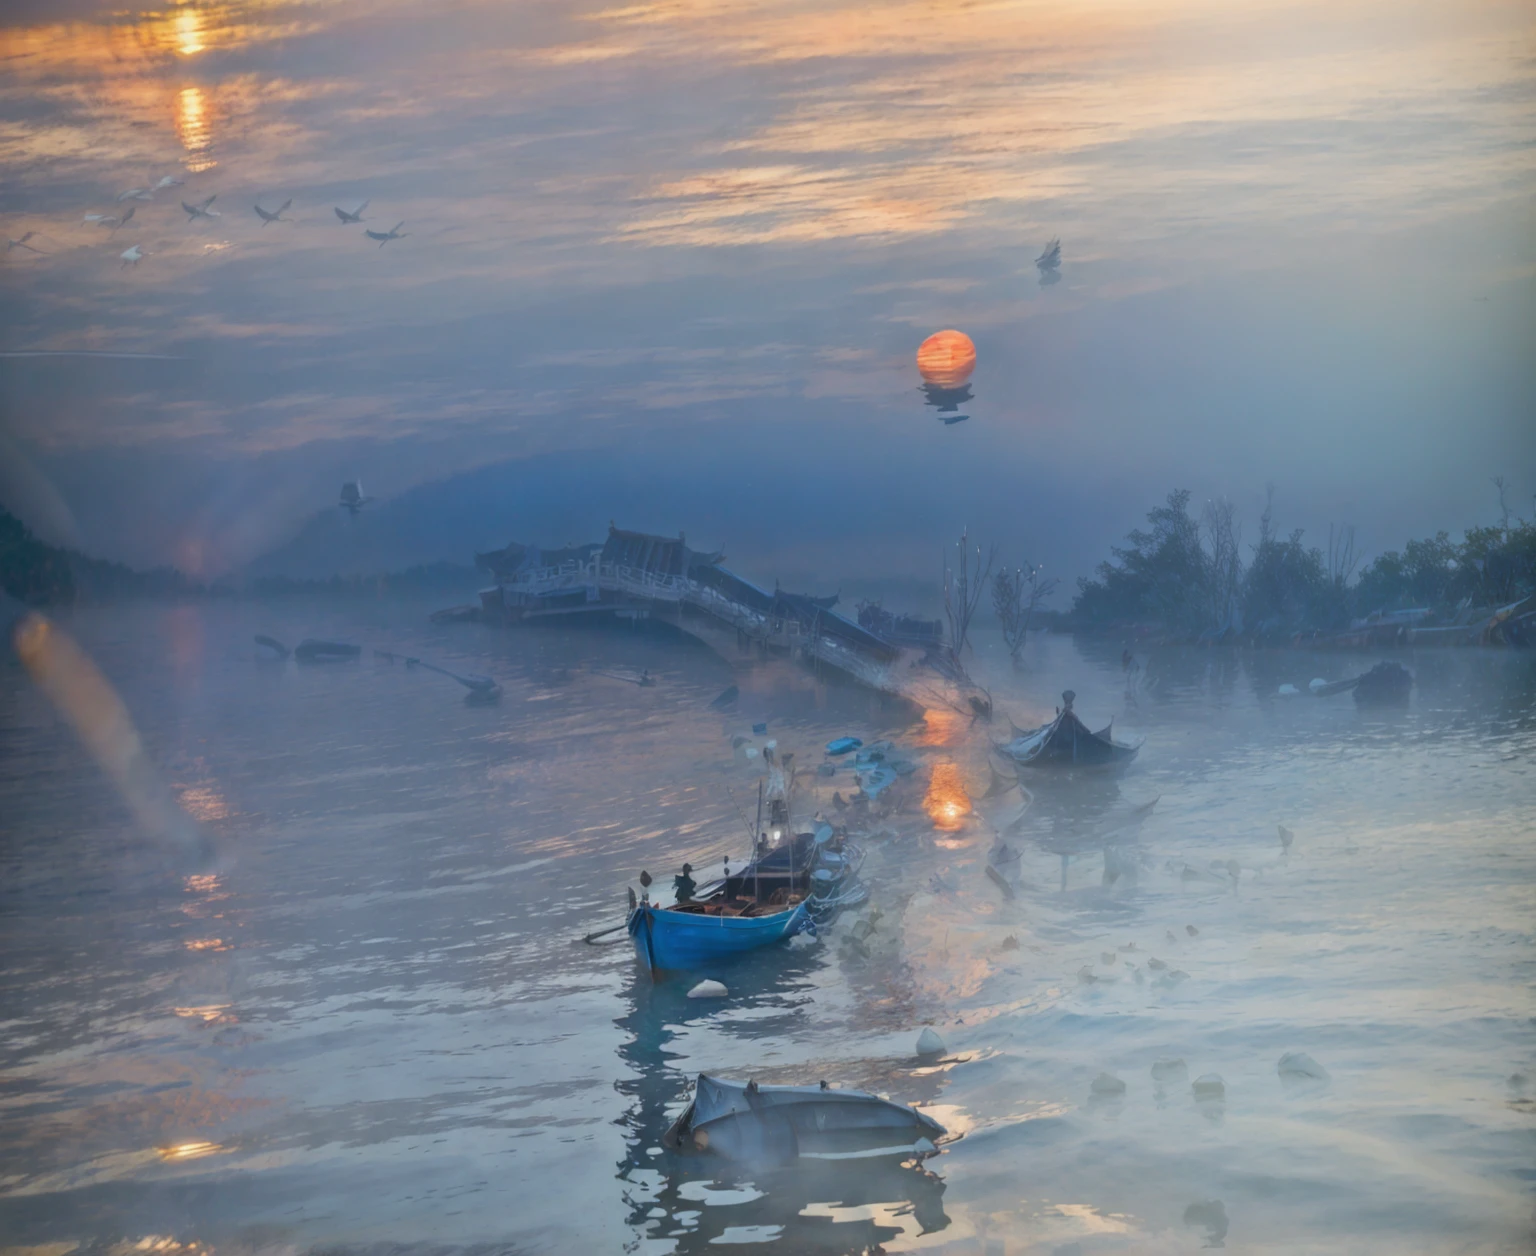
476, 525, 909, 695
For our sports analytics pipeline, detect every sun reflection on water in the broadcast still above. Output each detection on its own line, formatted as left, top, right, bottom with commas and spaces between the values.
175, 84, 215, 170
923, 762, 971, 832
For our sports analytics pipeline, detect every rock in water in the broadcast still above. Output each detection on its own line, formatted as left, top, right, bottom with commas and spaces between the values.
1090, 1072, 1126, 1095
1077, 966, 1098, 984
1186, 924, 1199, 937
1278, 824, 1294, 848
1147, 956, 1168, 971
687, 979, 728, 999
1151, 1058, 1188, 1082
1100, 951, 1117, 965
1192, 1073, 1225, 1099
916, 1027, 946, 1057
1278, 1051, 1330, 1080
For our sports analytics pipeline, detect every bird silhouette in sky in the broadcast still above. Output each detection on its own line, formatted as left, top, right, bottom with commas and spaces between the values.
6, 232, 45, 254
334, 201, 369, 224
254, 198, 293, 226
182, 195, 220, 221
117, 187, 154, 203
152, 175, 185, 191
364, 221, 407, 247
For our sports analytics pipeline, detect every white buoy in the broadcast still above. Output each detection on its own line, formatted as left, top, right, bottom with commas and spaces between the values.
1090, 1072, 1126, 1095
1309, 677, 1328, 693
915, 1027, 946, 1056
1278, 1051, 1329, 1080
1278, 683, 1300, 697
687, 979, 728, 999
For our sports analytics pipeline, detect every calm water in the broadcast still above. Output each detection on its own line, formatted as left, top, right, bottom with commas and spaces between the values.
1, 601, 1533, 1254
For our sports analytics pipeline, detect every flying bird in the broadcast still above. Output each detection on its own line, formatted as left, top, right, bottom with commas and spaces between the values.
334, 200, 369, 224
153, 175, 185, 190
112, 206, 136, 230
116, 188, 153, 203
364, 221, 407, 247
182, 195, 220, 221
339, 481, 372, 516
254, 198, 292, 226
83, 213, 112, 225
120, 244, 145, 266
6, 232, 45, 254
1036, 237, 1061, 273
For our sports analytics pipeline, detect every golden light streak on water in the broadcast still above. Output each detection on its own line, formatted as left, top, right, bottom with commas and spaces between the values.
173, 1004, 233, 1021
175, 85, 215, 171
184, 938, 228, 951
176, 785, 229, 823
923, 762, 971, 832
156, 1141, 223, 1161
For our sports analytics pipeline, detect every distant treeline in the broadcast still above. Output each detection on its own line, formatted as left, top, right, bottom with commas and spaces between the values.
244, 562, 481, 598
1071, 488, 1536, 640
1, 505, 201, 605
1, 503, 480, 607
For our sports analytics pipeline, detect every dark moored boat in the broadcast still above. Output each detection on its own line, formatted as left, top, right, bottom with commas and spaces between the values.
1353, 661, 1412, 705
663, 1074, 945, 1164
995, 690, 1141, 770
627, 827, 863, 975
294, 638, 362, 663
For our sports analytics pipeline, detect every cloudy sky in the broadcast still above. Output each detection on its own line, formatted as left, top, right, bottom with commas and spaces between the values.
0, 0, 1531, 591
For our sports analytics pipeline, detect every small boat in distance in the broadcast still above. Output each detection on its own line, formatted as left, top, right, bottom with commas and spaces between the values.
995, 690, 1141, 770
664, 1074, 946, 1164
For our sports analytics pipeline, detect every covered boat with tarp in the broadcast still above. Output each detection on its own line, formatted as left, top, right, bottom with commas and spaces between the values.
663, 1074, 946, 1164
995, 690, 1141, 770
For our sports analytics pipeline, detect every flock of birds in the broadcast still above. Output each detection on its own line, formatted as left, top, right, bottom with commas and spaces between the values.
3, 173, 407, 270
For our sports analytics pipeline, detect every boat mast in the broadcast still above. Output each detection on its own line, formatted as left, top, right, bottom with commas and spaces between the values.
754, 778, 764, 903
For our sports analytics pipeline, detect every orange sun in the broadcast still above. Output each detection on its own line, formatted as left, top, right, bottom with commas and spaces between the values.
916, 330, 976, 388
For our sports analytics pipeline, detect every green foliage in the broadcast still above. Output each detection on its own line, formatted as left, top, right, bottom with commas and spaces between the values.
1073, 489, 1210, 633
1074, 488, 1536, 637
1241, 529, 1326, 633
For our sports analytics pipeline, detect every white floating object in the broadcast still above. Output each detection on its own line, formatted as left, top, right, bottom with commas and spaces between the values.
1278, 1051, 1330, 1080
744, 746, 760, 760
1090, 1072, 1126, 1095
913, 1137, 936, 1155
687, 979, 728, 999
1192, 1073, 1225, 1099
1277, 683, 1300, 697
1309, 677, 1328, 692
915, 1027, 946, 1056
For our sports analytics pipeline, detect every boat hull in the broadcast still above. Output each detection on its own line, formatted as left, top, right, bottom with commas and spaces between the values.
628, 900, 811, 974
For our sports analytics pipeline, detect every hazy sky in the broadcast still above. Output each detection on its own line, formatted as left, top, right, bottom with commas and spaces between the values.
0, 0, 1532, 589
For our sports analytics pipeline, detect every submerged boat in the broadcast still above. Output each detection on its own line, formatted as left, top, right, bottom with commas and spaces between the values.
995, 690, 1141, 770
293, 638, 362, 663
663, 1074, 946, 1164
627, 827, 864, 974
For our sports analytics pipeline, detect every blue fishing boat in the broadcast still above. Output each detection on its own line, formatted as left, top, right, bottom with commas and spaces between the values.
628, 897, 811, 973
625, 827, 864, 976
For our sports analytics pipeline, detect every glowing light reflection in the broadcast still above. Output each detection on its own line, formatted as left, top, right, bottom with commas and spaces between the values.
175, 8, 205, 57
924, 762, 971, 832
156, 1141, 223, 1161
175, 85, 215, 171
